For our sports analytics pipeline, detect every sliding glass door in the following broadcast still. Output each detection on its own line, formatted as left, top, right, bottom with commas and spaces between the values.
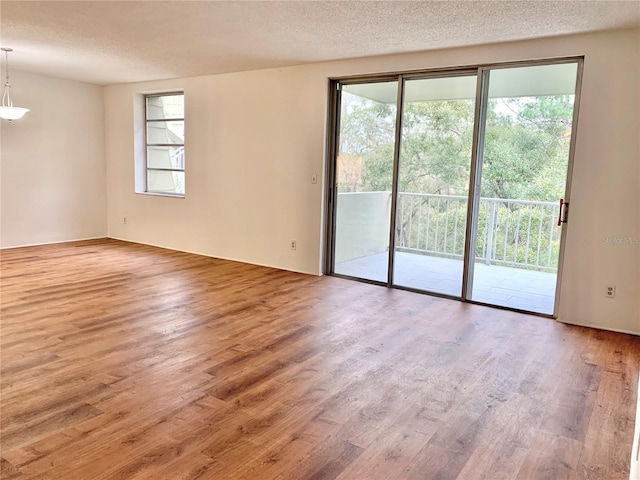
393, 75, 477, 296
327, 59, 581, 317
467, 63, 579, 314
333, 81, 398, 283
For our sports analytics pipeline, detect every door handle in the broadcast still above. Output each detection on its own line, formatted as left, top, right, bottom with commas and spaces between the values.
557, 198, 568, 226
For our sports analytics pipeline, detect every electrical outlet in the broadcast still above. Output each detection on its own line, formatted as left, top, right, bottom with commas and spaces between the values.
123, 217, 127, 225
605, 285, 616, 299
290, 240, 297, 251
311, 174, 318, 184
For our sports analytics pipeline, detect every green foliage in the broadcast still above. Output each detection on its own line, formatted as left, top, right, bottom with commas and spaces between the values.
481, 96, 574, 200
338, 92, 574, 202
398, 100, 475, 194
338, 91, 574, 272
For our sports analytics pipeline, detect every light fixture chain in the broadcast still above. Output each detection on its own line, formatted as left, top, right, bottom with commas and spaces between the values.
2, 49, 11, 107
4, 49, 9, 86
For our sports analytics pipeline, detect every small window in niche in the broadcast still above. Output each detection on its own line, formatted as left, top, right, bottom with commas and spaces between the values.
145, 93, 185, 196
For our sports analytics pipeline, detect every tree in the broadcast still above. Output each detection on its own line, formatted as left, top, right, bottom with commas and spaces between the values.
337, 92, 574, 202
481, 96, 574, 201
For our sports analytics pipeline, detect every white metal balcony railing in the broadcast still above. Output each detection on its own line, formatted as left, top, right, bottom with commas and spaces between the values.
395, 193, 560, 272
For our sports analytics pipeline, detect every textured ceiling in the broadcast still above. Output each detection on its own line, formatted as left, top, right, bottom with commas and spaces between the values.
1, 0, 639, 85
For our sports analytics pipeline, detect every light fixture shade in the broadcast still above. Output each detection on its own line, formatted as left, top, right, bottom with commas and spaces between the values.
0, 106, 29, 120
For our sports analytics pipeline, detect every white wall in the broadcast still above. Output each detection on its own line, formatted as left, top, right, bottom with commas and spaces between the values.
1, 71, 106, 247
105, 28, 639, 334
106, 70, 327, 274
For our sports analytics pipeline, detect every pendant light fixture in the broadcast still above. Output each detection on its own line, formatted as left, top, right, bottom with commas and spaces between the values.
0, 48, 29, 121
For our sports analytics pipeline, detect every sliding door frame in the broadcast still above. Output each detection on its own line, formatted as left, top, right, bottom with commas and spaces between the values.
461, 68, 490, 301
462, 58, 585, 317
323, 75, 400, 285
386, 75, 405, 286
390, 69, 479, 296
324, 56, 584, 317
323, 80, 340, 276
552, 59, 584, 317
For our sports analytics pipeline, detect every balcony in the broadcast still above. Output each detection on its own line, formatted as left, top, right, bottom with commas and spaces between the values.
334, 192, 560, 314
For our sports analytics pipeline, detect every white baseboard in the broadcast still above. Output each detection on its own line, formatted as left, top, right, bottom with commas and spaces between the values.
106, 236, 321, 277
0, 236, 108, 250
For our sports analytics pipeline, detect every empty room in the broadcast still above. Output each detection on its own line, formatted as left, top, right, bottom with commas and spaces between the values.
1, 1, 639, 479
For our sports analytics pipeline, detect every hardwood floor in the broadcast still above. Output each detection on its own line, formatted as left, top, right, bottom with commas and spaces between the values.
1, 238, 638, 480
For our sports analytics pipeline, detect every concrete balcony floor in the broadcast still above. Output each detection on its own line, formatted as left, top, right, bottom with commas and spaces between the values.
335, 251, 557, 315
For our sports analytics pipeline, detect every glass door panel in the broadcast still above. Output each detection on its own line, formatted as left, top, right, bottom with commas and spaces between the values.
469, 63, 579, 314
393, 75, 477, 296
333, 81, 398, 283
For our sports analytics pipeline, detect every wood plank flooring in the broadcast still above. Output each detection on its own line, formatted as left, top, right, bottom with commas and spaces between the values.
1, 238, 638, 479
